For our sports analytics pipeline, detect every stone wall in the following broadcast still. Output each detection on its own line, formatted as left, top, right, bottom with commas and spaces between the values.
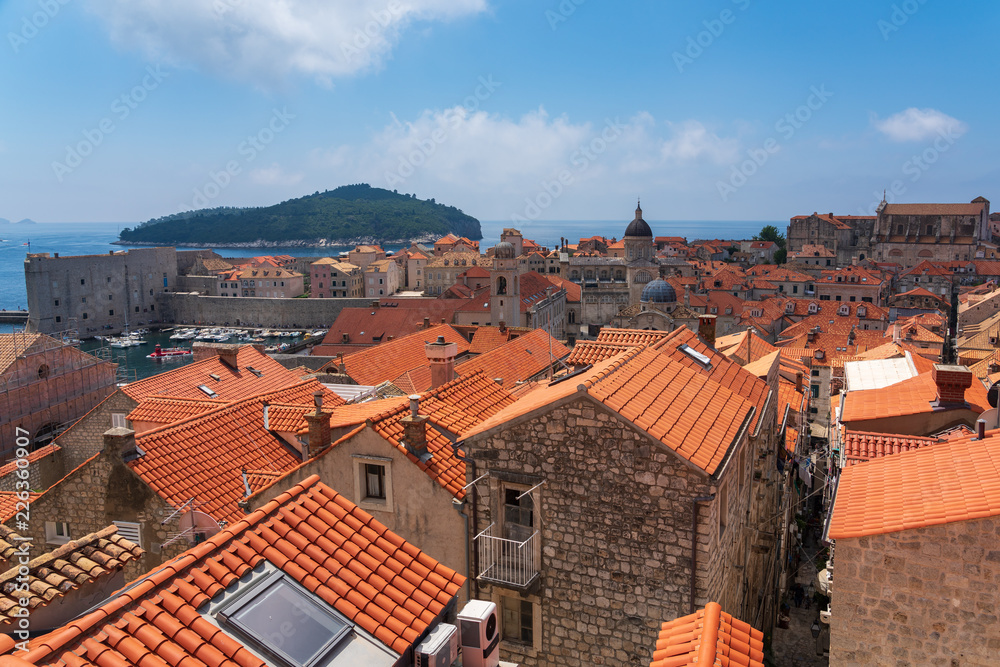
3, 435, 185, 576
463, 395, 753, 667
157, 293, 370, 329
0, 447, 65, 492
48, 390, 138, 472
831, 517, 1000, 665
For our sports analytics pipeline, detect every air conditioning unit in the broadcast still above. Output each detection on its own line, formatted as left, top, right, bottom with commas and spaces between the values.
458, 600, 500, 667
415, 623, 458, 667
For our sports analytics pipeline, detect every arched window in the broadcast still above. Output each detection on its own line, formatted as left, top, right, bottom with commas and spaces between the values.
496, 276, 507, 295
918, 249, 933, 257
585, 270, 594, 280
889, 249, 903, 257
635, 271, 652, 284
615, 270, 624, 281
600, 270, 608, 281
568, 311, 576, 324
571, 270, 580, 280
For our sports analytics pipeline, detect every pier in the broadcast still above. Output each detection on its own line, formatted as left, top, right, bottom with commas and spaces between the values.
0, 310, 28, 324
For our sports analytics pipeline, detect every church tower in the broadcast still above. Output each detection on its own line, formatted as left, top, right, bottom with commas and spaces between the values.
490, 241, 519, 326
623, 199, 654, 261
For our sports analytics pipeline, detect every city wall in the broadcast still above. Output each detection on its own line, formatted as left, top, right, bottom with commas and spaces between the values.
156, 293, 371, 328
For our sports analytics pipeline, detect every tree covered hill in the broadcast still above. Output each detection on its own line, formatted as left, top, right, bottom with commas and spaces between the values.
117, 184, 482, 246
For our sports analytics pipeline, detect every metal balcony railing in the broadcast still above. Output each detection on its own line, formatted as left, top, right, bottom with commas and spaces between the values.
475, 523, 538, 588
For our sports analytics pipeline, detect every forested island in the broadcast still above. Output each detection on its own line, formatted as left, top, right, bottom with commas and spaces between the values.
116, 184, 482, 247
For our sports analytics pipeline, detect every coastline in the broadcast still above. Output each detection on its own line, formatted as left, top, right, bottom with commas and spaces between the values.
111, 232, 462, 249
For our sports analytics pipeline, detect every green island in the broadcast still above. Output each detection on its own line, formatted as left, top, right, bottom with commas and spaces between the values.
116, 184, 482, 247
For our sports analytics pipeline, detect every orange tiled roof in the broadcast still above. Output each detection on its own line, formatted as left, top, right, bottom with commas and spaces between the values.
0, 525, 142, 626
841, 430, 939, 465
369, 371, 516, 498
456, 328, 571, 387
131, 381, 337, 524
595, 328, 671, 346
123, 346, 302, 402
715, 330, 778, 365
466, 325, 533, 354
0, 444, 59, 478
0, 492, 41, 522
840, 371, 988, 424
126, 396, 227, 426
341, 324, 470, 387
649, 601, 764, 667
0, 332, 46, 374
829, 434, 1000, 539
468, 344, 757, 476
566, 341, 639, 366
5, 475, 465, 662
785, 427, 799, 454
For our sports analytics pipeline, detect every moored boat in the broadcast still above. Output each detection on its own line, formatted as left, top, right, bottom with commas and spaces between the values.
147, 344, 193, 359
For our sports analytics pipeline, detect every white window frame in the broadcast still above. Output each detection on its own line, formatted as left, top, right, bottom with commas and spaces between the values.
45, 521, 71, 545
352, 455, 393, 513
112, 413, 127, 429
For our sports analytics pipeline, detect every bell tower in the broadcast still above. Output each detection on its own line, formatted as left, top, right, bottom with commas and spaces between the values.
490, 241, 519, 326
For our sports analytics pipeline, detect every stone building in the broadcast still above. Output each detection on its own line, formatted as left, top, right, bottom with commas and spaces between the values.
872, 197, 991, 268
235, 260, 304, 298
566, 203, 660, 328
347, 244, 386, 271
827, 432, 1000, 664
0, 332, 117, 461
309, 258, 363, 298
459, 326, 782, 666
787, 213, 876, 266
25, 247, 178, 335
422, 252, 489, 296
363, 258, 402, 297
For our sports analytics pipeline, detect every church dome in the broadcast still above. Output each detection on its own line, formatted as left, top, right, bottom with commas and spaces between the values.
640, 278, 676, 304
494, 241, 516, 259
624, 200, 653, 238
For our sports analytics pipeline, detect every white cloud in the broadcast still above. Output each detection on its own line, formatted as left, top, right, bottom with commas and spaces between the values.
873, 108, 968, 142
86, 0, 487, 85
249, 163, 304, 186
308, 107, 742, 219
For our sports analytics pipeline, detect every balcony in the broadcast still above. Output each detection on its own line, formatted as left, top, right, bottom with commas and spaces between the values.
475, 523, 539, 589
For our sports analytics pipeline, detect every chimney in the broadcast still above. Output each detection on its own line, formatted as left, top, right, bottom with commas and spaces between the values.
684, 285, 691, 308
103, 427, 138, 462
977, 419, 987, 440
401, 394, 430, 460
499, 320, 507, 333
931, 364, 972, 407
302, 391, 331, 461
423, 317, 431, 329
426, 335, 458, 388
796, 371, 803, 393
191, 341, 240, 366
337, 353, 346, 373
263, 402, 270, 430
893, 323, 901, 344
697, 314, 716, 348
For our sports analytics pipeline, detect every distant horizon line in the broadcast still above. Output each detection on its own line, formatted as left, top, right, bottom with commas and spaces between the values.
5, 218, 787, 225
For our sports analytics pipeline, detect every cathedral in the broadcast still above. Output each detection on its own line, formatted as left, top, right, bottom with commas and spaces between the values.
567, 202, 677, 324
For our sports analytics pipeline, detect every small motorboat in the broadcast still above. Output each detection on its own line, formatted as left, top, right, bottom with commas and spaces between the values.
147, 344, 193, 359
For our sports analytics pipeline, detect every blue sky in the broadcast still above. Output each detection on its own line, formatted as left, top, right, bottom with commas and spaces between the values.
1, 0, 998, 224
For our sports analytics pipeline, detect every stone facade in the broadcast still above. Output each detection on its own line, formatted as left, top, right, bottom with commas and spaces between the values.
462, 394, 779, 666
830, 517, 1000, 665
787, 214, 876, 267
51, 390, 138, 471
157, 293, 370, 329
3, 429, 185, 576
873, 198, 991, 269
25, 247, 178, 335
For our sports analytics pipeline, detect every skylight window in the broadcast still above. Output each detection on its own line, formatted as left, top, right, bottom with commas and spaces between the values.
217, 571, 352, 667
197, 385, 219, 398
678, 343, 712, 368
246, 366, 263, 378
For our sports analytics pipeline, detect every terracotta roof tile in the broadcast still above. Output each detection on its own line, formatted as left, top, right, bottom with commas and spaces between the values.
840, 370, 988, 423
126, 397, 227, 427
829, 433, 1000, 539
0, 492, 41, 522
649, 601, 764, 667
123, 346, 303, 403
9, 476, 464, 663
594, 328, 671, 346
840, 430, 939, 465
566, 341, 638, 366
130, 381, 338, 524
466, 326, 533, 354
341, 324, 470, 387
0, 526, 143, 626
0, 332, 46, 374
455, 328, 571, 387
0, 444, 60, 479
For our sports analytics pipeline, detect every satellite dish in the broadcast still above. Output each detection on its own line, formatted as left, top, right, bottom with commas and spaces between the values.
979, 408, 999, 430
989, 381, 1000, 408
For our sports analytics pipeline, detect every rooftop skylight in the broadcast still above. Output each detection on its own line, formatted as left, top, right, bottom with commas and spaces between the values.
678, 343, 712, 368
197, 384, 219, 398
